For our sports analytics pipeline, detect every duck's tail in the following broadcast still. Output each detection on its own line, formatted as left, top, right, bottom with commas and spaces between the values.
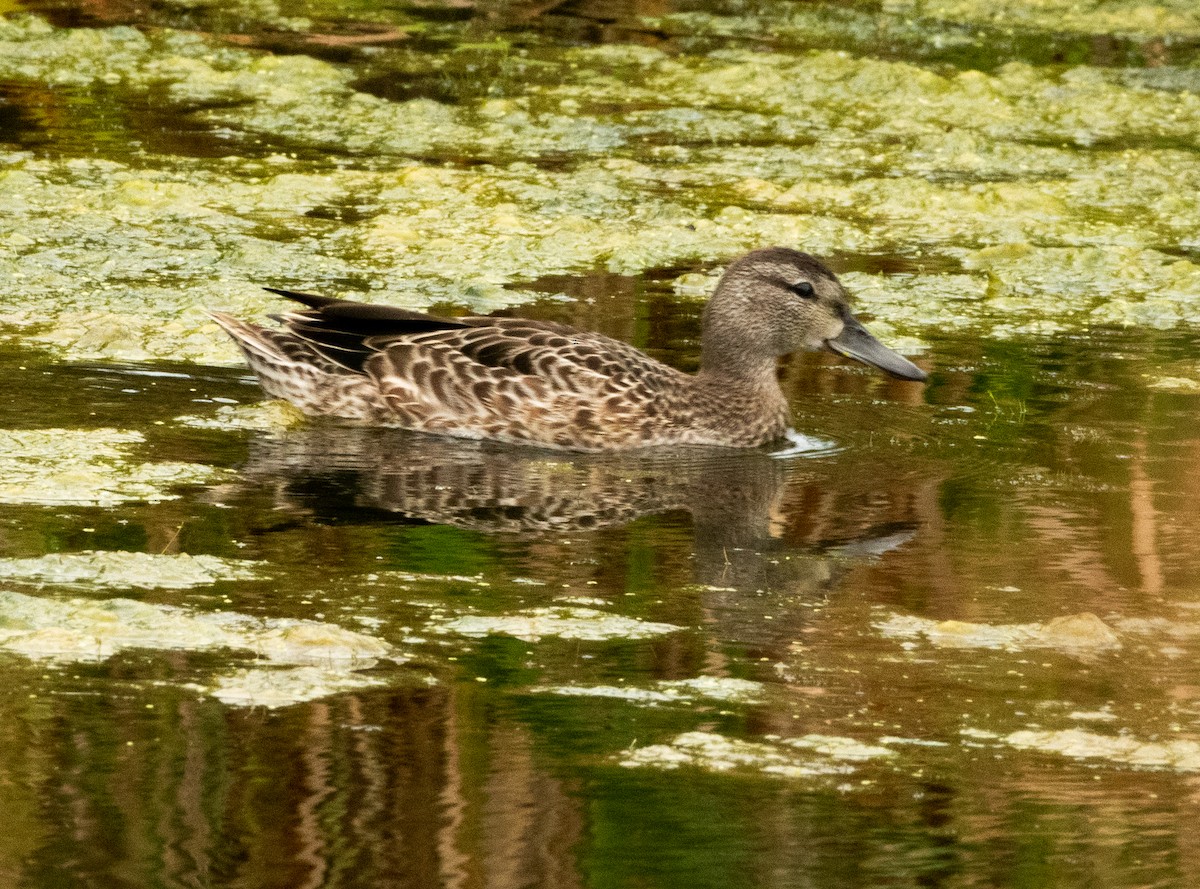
208, 310, 390, 422
209, 311, 285, 364
208, 310, 331, 402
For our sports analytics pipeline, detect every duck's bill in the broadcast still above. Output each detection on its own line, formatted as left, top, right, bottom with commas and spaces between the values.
826, 317, 928, 382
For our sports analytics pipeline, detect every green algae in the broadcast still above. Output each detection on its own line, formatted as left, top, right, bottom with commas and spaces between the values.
650, 0, 1200, 67
547, 45, 1200, 147
0, 428, 226, 505
3, 16, 1200, 364
879, 0, 1200, 40
1002, 728, 1200, 771
1114, 614, 1200, 641
878, 611, 1123, 654
1146, 374, 1200, 391
537, 676, 764, 706
619, 731, 895, 778
429, 606, 682, 642
0, 551, 261, 589
0, 589, 398, 706
175, 400, 308, 434
207, 664, 392, 708
0, 588, 393, 663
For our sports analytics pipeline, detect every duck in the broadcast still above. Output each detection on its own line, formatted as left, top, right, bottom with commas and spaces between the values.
210, 247, 927, 452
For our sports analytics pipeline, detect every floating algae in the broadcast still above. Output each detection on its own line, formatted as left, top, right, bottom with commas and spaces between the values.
537, 676, 764, 706
0, 589, 392, 663
0, 551, 261, 589
1003, 728, 1200, 772
430, 606, 681, 642
1146, 375, 1200, 391
0, 428, 226, 505
878, 0, 1200, 39
208, 665, 390, 708
4, 16, 1200, 365
0, 590, 398, 707
175, 401, 308, 435
620, 731, 895, 778
877, 611, 1122, 654
650, 0, 1200, 54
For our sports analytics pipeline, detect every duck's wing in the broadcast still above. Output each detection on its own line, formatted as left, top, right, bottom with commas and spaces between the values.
364, 323, 681, 443
364, 318, 685, 446
265, 289, 685, 447
392, 317, 672, 389
269, 288, 676, 396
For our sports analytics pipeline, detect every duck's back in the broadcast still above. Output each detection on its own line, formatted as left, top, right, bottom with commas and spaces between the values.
368, 317, 694, 449
212, 295, 697, 451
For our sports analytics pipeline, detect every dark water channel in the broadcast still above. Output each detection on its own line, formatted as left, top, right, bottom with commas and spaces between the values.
3, 0, 1200, 886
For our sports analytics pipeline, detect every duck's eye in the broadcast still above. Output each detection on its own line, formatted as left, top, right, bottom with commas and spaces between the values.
789, 281, 816, 299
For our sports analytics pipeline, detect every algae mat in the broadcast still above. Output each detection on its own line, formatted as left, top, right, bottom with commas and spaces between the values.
2, 8, 1200, 362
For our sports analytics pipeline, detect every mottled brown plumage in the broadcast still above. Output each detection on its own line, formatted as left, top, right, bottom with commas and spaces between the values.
210, 247, 927, 451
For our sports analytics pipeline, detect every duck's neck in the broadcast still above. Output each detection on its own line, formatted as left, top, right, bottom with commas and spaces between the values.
688, 363, 791, 446
695, 359, 780, 389
700, 323, 777, 378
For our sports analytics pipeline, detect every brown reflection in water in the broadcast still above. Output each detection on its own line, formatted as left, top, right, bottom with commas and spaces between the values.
439, 691, 470, 889
476, 722, 583, 888
204, 424, 935, 715
947, 763, 1200, 886
3, 673, 595, 889
184, 689, 440, 887
1128, 430, 1163, 596
791, 335, 1200, 627
9, 330, 1200, 885
500, 269, 703, 372
295, 703, 333, 889
495, 271, 644, 347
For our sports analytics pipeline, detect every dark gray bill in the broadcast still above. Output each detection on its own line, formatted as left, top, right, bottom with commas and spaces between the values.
826, 316, 928, 382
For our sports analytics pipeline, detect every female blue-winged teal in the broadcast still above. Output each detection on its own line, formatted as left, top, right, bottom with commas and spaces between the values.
211, 247, 927, 451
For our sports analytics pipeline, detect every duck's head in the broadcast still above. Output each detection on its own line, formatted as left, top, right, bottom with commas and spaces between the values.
701, 247, 927, 382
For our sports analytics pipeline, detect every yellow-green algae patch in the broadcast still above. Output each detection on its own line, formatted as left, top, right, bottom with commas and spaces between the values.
548, 46, 1200, 148
879, 0, 1200, 39
4, 17, 1200, 361
1002, 728, 1200, 771
153, 0, 315, 34
0, 428, 227, 505
429, 606, 682, 642
207, 665, 390, 708
175, 401, 309, 435
0, 157, 380, 364
877, 611, 1122, 654
0, 589, 392, 662
1146, 375, 1200, 391
619, 731, 895, 778
0, 589, 398, 706
536, 677, 764, 706
651, 0, 1200, 50
1112, 613, 1200, 642
0, 551, 261, 589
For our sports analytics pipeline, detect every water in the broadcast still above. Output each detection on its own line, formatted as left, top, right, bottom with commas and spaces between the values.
4, 311, 1200, 887
3, 0, 1200, 886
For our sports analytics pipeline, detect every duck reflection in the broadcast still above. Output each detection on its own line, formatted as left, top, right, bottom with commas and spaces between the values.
229, 422, 790, 533
221, 423, 922, 619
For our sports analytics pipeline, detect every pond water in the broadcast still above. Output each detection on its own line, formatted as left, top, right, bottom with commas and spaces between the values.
3, 0, 1200, 886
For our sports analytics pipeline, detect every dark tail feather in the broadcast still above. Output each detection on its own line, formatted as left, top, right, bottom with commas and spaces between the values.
262, 287, 344, 310
262, 286, 471, 333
